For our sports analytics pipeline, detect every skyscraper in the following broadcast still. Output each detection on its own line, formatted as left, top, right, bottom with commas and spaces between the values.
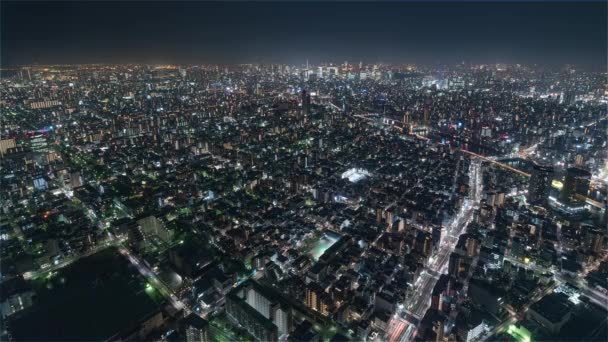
226, 280, 292, 340
527, 163, 554, 205
182, 313, 210, 342
560, 167, 591, 204
301, 89, 311, 117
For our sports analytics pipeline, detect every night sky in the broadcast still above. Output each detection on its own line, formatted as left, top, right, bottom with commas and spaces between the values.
2, 1, 606, 68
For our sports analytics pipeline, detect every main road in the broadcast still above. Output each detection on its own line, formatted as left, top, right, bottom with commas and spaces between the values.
387, 157, 484, 342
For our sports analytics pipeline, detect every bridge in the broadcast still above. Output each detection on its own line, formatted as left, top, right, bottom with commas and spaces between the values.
460, 149, 531, 177
329, 102, 343, 112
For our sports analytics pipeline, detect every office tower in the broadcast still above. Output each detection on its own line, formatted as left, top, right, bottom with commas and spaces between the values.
433, 318, 445, 342
305, 283, 329, 314
584, 227, 605, 254
305, 284, 330, 316
182, 313, 210, 342
431, 275, 449, 313
562, 90, 576, 105
448, 253, 465, 278
423, 105, 430, 127
226, 280, 292, 341
0, 138, 16, 156
465, 237, 479, 257
305, 285, 318, 311
527, 163, 554, 205
561, 167, 591, 204
301, 90, 311, 116
226, 292, 279, 342
403, 111, 411, 125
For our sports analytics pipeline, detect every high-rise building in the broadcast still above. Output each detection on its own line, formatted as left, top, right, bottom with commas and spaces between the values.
301, 90, 311, 117
305, 285, 319, 312
562, 90, 576, 105
560, 167, 591, 204
182, 313, 210, 342
0, 138, 16, 156
179, 68, 187, 79
584, 227, 605, 254
226, 280, 292, 341
226, 292, 279, 342
527, 163, 554, 205
448, 253, 465, 278
422, 105, 430, 127
305, 283, 329, 316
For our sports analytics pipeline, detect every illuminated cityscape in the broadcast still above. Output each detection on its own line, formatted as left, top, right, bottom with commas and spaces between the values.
0, 1, 607, 342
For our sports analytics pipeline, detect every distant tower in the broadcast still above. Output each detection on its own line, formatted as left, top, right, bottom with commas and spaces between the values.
423, 106, 430, 127
403, 110, 411, 125
301, 89, 311, 117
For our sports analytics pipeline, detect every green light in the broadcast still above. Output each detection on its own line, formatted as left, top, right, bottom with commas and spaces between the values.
507, 324, 532, 342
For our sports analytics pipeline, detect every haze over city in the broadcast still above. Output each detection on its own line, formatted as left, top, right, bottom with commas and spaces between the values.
2, 1, 607, 67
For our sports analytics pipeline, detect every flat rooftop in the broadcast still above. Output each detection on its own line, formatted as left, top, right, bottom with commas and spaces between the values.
308, 232, 340, 261
341, 168, 370, 183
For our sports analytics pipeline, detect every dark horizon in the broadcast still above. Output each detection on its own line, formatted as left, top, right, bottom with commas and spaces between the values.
2, 1, 607, 69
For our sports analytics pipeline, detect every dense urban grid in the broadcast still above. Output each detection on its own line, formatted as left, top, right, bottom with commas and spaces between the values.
0, 63, 606, 342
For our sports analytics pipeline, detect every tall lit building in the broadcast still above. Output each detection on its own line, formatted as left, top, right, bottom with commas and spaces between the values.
527, 163, 554, 205
423, 106, 430, 127
448, 253, 465, 278
0, 138, 15, 156
301, 90, 311, 117
305, 283, 329, 316
305, 285, 319, 311
182, 313, 210, 342
226, 280, 292, 341
560, 167, 591, 204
